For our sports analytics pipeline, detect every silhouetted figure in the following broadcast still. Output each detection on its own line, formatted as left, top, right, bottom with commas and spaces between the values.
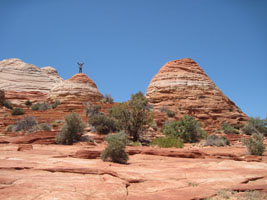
77, 62, 84, 73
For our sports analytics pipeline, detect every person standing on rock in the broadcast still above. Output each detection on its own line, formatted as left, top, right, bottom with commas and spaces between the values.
77, 62, 84, 73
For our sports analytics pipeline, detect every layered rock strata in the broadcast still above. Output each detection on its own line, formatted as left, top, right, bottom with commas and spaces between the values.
0, 89, 4, 106
0, 58, 62, 105
146, 58, 248, 130
47, 73, 103, 104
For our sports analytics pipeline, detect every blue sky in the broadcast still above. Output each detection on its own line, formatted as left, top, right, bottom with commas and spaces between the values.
0, 0, 266, 118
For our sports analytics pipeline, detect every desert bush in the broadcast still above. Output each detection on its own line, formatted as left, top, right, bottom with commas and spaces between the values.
39, 123, 52, 131
89, 114, 116, 134
56, 112, 85, 145
242, 117, 267, 136
85, 104, 101, 117
159, 105, 168, 113
166, 109, 175, 117
52, 100, 61, 109
3, 100, 13, 110
14, 116, 37, 132
150, 136, 184, 148
109, 92, 153, 142
31, 103, 41, 111
5, 125, 14, 132
205, 134, 230, 147
31, 102, 50, 111
101, 131, 129, 164
163, 115, 207, 143
39, 103, 50, 111
11, 107, 25, 115
221, 122, 234, 134
243, 133, 265, 156
25, 100, 32, 107
101, 94, 114, 104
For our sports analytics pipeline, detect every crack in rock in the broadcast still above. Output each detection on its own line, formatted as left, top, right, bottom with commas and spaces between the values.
241, 176, 264, 184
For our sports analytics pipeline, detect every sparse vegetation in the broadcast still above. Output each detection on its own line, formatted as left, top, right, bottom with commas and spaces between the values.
243, 133, 265, 156
101, 131, 129, 164
205, 134, 230, 147
85, 104, 101, 117
221, 122, 234, 134
242, 117, 267, 136
3, 100, 13, 110
163, 115, 207, 143
25, 100, 32, 107
188, 182, 199, 187
13, 116, 37, 132
166, 109, 175, 117
51, 99, 61, 109
38, 123, 52, 131
31, 102, 51, 111
89, 114, 116, 134
5, 125, 14, 132
100, 94, 114, 104
31, 103, 42, 111
11, 107, 25, 115
109, 92, 153, 142
56, 112, 85, 145
159, 106, 175, 117
150, 136, 184, 148
38, 102, 50, 111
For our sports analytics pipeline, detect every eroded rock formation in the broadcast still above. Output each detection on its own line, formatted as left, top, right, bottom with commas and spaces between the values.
146, 58, 248, 130
47, 73, 103, 104
0, 89, 4, 106
0, 58, 62, 105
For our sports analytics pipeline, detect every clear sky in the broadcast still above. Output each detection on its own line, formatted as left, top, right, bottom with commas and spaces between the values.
0, 0, 266, 118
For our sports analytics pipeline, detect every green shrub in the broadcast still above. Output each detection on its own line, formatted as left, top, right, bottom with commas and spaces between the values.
39, 123, 51, 131
89, 114, 116, 134
221, 122, 234, 134
166, 110, 175, 117
39, 103, 50, 111
205, 134, 230, 147
150, 136, 184, 148
128, 141, 142, 146
31, 102, 50, 111
85, 104, 101, 117
56, 113, 85, 145
31, 103, 42, 111
11, 107, 25, 115
25, 100, 32, 107
51, 100, 61, 109
101, 131, 129, 164
3, 100, 13, 110
5, 125, 14, 132
100, 94, 114, 104
163, 115, 207, 143
243, 133, 265, 156
14, 116, 37, 132
109, 92, 153, 142
242, 117, 267, 136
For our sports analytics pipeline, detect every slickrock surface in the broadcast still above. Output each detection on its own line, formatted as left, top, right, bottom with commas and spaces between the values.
0, 58, 62, 105
146, 58, 248, 130
0, 144, 266, 200
48, 73, 103, 104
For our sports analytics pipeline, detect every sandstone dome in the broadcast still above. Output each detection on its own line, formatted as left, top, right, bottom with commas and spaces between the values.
48, 73, 103, 104
146, 58, 248, 130
0, 58, 62, 104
